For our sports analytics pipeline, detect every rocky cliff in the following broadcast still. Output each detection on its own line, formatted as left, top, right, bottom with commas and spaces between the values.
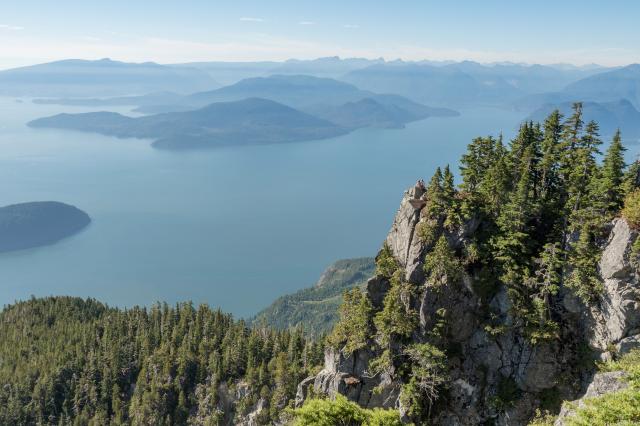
297, 184, 640, 425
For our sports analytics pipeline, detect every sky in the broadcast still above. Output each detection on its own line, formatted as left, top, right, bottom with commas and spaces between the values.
1, 0, 639, 69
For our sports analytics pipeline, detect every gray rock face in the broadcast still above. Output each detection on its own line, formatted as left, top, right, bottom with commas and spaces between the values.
295, 347, 400, 409
616, 333, 640, 355
589, 218, 640, 351
385, 186, 426, 283
296, 187, 640, 425
366, 275, 391, 310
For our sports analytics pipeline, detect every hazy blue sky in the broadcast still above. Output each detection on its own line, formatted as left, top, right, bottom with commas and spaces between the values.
1, 0, 639, 69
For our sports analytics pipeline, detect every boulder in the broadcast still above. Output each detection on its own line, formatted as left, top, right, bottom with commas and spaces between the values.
616, 333, 640, 356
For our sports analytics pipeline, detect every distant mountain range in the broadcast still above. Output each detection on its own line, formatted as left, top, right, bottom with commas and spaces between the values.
0, 58, 219, 97
527, 99, 640, 142
139, 74, 378, 113
513, 64, 640, 111
340, 60, 605, 107
28, 74, 458, 149
38, 74, 455, 117
7, 57, 616, 108
33, 74, 458, 123
29, 92, 457, 149
13, 57, 640, 147
173, 56, 384, 85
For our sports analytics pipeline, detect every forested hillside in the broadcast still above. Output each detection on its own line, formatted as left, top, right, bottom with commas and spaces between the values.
0, 297, 323, 425
252, 257, 375, 334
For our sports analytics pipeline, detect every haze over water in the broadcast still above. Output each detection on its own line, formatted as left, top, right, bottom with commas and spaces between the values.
0, 98, 557, 317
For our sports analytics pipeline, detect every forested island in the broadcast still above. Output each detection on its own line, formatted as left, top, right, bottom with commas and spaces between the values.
27, 75, 458, 150
3, 104, 640, 425
0, 201, 90, 252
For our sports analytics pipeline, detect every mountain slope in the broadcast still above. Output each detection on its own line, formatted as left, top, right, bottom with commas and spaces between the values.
342, 61, 607, 107
28, 98, 347, 150
252, 257, 375, 334
134, 74, 382, 113
527, 99, 640, 141
0, 297, 323, 425
172, 57, 381, 85
562, 64, 640, 108
513, 64, 639, 112
0, 58, 218, 97
187, 74, 363, 109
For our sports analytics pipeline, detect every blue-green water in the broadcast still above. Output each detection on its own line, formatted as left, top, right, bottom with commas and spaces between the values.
0, 98, 531, 317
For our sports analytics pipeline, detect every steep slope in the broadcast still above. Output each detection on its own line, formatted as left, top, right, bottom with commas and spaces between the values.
294, 107, 640, 424
0, 58, 218, 97
0, 297, 324, 425
252, 257, 375, 334
28, 98, 346, 150
297, 185, 640, 425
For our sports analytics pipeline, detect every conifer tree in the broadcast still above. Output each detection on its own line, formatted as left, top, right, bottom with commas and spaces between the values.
425, 167, 444, 217
622, 160, 640, 196
424, 236, 462, 289
598, 129, 626, 213
539, 110, 563, 204
441, 165, 461, 229
493, 144, 535, 286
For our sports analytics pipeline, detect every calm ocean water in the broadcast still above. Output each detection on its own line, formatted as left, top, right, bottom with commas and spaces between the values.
0, 98, 534, 317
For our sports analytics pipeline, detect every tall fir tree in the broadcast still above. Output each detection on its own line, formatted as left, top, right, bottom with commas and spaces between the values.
598, 129, 626, 213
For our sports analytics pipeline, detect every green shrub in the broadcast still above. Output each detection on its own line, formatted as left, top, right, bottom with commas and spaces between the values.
373, 272, 417, 347
599, 349, 640, 387
327, 288, 372, 354
416, 219, 439, 246
289, 394, 402, 426
565, 389, 640, 425
399, 343, 448, 418
376, 243, 400, 279
423, 236, 462, 289
563, 350, 640, 425
528, 409, 556, 426
622, 189, 640, 229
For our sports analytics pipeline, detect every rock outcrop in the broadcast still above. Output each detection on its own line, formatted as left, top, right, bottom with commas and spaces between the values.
297, 185, 640, 425
588, 218, 640, 353
554, 371, 629, 425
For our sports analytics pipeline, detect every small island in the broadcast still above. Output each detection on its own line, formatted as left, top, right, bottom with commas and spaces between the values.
0, 201, 91, 252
